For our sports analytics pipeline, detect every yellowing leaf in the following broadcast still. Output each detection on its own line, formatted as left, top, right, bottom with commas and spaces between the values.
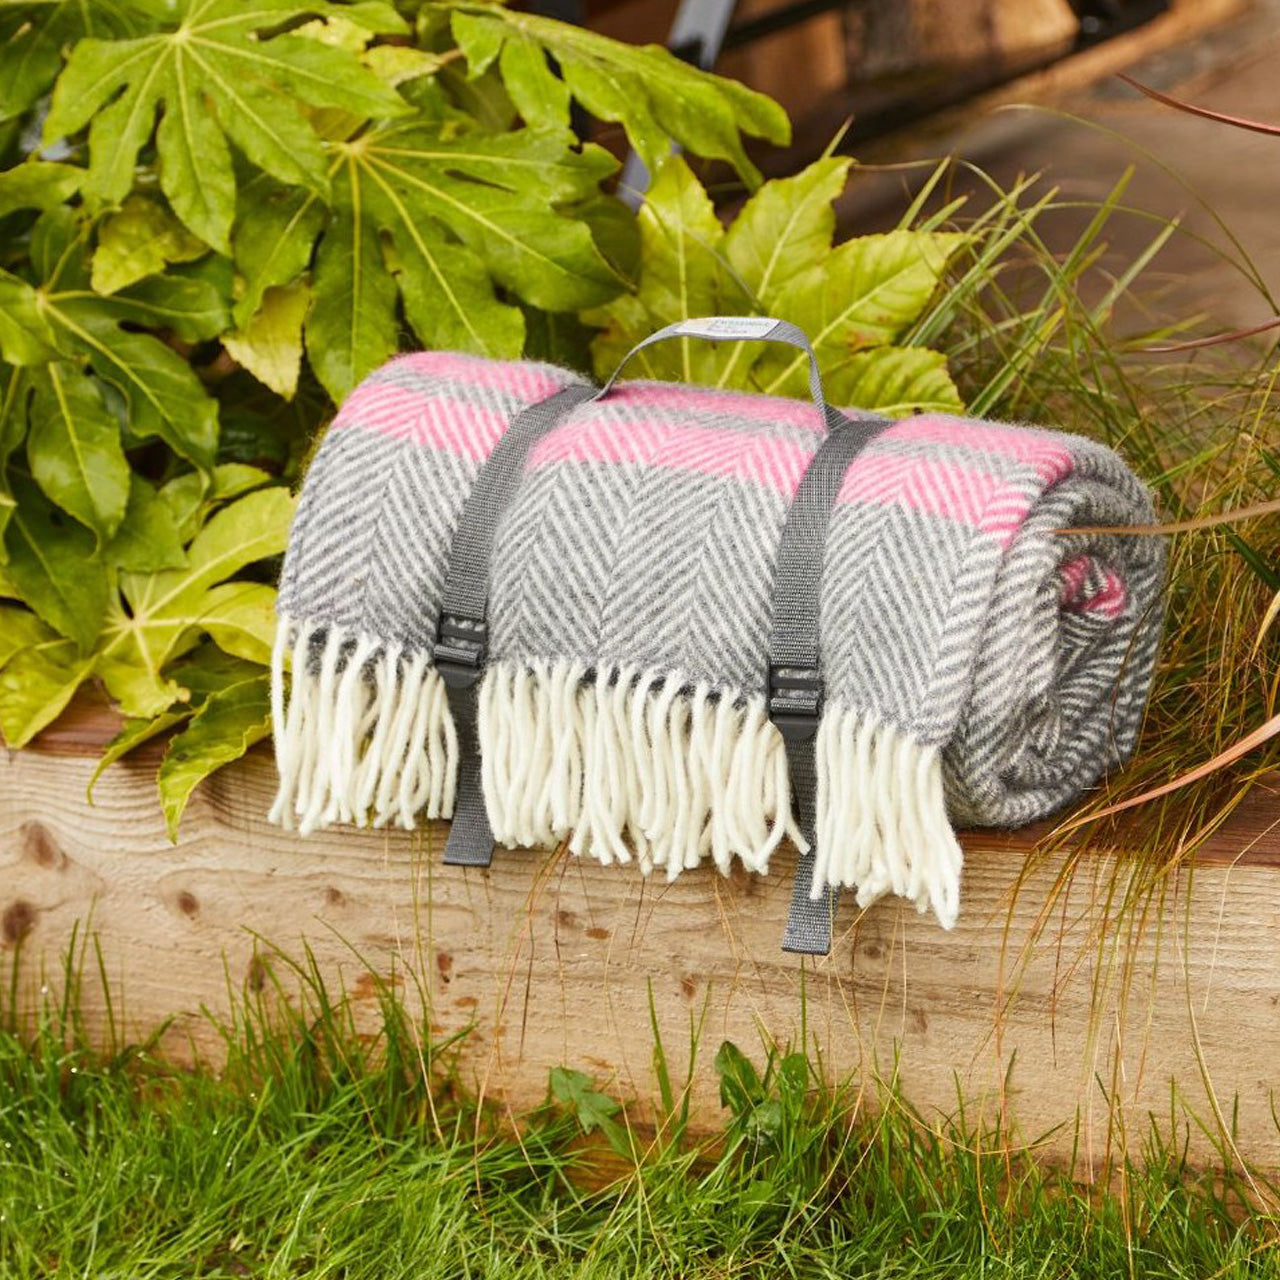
158, 677, 271, 837
91, 195, 208, 294
763, 231, 966, 396
724, 156, 852, 308
0, 638, 96, 748
101, 487, 294, 716
200, 582, 279, 666
89, 709, 191, 801
364, 45, 449, 87
224, 282, 311, 399
0, 607, 56, 671
295, 14, 375, 53
98, 652, 184, 721
825, 347, 964, 417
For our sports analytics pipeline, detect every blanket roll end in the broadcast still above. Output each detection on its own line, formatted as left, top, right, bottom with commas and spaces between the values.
814, 704, 963, 929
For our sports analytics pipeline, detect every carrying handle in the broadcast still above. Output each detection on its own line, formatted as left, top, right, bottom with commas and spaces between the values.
595, 316, 837, 431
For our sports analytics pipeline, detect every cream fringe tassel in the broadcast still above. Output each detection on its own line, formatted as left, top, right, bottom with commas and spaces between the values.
478, 659, 804, 879
269, 618, 457, 834
814, 703, 962, 928
269, 619, 962, 923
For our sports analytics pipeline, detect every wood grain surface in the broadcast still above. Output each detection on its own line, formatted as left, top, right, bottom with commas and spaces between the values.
3, 706, 1279, 1172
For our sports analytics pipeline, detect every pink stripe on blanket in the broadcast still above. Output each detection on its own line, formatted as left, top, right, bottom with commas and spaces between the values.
1088, 572, 1128, 617
533, 413, 1068, 540
381, 350, 567, 401
1059, 554, 1128, 617
331, 382, 510, 457
609, 382, 825, 433
528, 414, 815, 491
837, 452, 1043, 543
888, 415, 1074, 484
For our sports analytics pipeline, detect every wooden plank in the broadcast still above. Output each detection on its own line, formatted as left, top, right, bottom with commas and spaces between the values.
2, 712, 1279, 1173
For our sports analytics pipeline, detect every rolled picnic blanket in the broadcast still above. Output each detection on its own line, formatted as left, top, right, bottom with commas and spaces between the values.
270, 337, 1166, 930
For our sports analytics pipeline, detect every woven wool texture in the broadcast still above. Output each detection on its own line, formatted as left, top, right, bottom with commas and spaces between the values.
271, 350, 1166, 926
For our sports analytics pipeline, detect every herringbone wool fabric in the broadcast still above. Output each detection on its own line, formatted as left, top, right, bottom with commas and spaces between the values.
271, 349, 1166, 926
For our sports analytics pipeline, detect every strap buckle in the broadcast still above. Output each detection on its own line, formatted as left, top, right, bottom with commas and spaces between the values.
768, 663, 823, 741
433, 613, 488, 690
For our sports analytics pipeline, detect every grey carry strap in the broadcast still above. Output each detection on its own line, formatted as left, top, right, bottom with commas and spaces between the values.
598, 316, 840, 429
769, 413, 891, 954
436, 382, 596, 868
605, 314, 895, 952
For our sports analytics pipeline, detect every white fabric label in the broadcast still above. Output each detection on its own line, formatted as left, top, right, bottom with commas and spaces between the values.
675, 316, 779, 340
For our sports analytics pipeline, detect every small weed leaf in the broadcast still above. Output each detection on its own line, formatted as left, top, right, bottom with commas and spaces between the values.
714, 1040, 764, 1117
548, 1066, 632, 1158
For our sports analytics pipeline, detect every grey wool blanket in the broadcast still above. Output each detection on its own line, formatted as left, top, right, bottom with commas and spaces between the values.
270, 346, 1166, 927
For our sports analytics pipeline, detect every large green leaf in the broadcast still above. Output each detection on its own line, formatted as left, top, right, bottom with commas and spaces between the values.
303, 178, 400, 403
763, 230, 966, 397
85, 639, 260, 798
724, 156, 853, 307
6, 212, 221, 467
0, 270, 58, 366
27, 204, 90, 290
0, 1, 150, 123
105, 475, 188, 573
0, 365, 27, 552
42, 0, 411, 251
446, 5, 788, 185
0, 636, 96, 748
52, 297, 218, 467
0, 161, 85, 217
587, 158, 966, 413
4, 480, 110, 653
100, 487, 294, 716
27, 362, 131, 541
157, 675, 271, 837
199, 582, 278, 665
160, 486, 294, 599
587, 156, 746, 388
0, 605, 55, 671
98, 273, 232, 344
231, 176, 326, 326
824, 347, 963, 417
160, 464, 274, 544
303, 119, 621, 398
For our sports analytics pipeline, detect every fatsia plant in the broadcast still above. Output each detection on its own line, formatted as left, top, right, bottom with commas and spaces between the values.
586, 154, 966, 415
0, 0, 965, 828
